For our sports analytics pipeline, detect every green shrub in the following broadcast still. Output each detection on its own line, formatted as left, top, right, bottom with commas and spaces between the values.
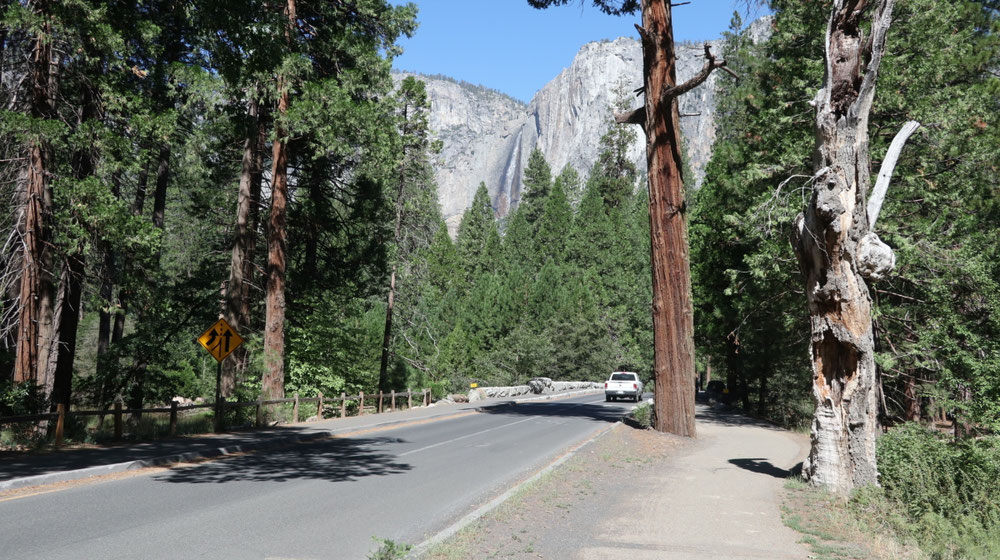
632, 402, 653, 429
874, 423, 1000, 559
367, 537, 410, 560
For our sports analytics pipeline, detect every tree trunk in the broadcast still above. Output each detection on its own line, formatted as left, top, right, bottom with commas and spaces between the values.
262, 0, 296, 401
14, 1, 56, 393
263, 98, 288, 401
792, 0, 902, 492
903, 373, 921, 422
50, 74, 100, 413
222, 97, 264, 397
151, 144, 171, 231
50, 252, 84, 411
378, 100, 411, 393
377, 266, 397, 392
641, 0, 696, 437
97, 250, 114, 366
130, 144, 171, 413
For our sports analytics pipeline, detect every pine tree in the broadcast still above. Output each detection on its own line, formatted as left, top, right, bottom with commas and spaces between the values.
520, 147, 553, 227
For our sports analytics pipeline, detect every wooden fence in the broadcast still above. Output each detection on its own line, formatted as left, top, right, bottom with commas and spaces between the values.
0, 388, 431, 448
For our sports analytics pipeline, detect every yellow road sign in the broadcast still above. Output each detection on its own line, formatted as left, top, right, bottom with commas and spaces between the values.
197, 318, 244, 362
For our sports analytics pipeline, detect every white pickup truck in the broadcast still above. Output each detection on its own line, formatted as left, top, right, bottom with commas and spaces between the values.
605, 371, 643, 402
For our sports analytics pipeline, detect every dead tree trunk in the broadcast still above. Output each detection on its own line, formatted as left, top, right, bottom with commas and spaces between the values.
222, 97, 264, 397
615, 0, 732, 437
14, 0, 56, 392
262, 0, 297, 402
791, 0, 918, 492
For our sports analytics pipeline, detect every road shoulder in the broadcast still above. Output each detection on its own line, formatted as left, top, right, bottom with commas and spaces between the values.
424, 408, 811, 560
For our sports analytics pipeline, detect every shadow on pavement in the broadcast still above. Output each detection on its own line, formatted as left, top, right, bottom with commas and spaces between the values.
0, 427, 333, 482
153, 436, 412, 484
477, 399, 633, 424
695, 405, 787, 431
728, 457, 793, 479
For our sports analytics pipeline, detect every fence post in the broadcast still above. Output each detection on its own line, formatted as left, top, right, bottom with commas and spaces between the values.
390, 390, 395, 412
255, 399, 263, 427
340, 392, 346, 418
114, 398, 123, 441
317, 392, 324, 419
359, 391, 364, 415
169, 401, 178, 437
424, 388, 430, 406
408, 387, 412, 410
55, 403, 65, 448
217, 397, 226, 432
378, 391, 383, 414
293, 393, 299, 423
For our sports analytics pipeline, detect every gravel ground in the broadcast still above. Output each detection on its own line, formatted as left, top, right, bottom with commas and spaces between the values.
425, 407, 811, 560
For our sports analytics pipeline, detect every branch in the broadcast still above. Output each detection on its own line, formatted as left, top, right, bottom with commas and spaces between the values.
867, 120, 919, 230
661, 44, 732, 103
614, 107, 646, 125
855, 0, 897, 114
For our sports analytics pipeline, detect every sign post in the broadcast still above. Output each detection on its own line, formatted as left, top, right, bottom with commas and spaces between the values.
197, 318, 245, 432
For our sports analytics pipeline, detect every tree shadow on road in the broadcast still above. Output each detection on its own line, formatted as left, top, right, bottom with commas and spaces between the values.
695, 405, 789, 432
728, 457, 803, 479
476, 399, 632, 424
152, 436, 412, 484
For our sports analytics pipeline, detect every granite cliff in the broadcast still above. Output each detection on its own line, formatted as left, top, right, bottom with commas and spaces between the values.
397, 19, 770, 234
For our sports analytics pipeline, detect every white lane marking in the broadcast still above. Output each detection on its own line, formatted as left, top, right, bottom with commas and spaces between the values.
398, 415, 539, 457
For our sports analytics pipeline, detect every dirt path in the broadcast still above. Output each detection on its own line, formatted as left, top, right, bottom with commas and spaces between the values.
426, 405, 811, 559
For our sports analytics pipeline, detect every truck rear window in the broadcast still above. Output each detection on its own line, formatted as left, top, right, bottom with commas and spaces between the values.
611, 373, 636, 381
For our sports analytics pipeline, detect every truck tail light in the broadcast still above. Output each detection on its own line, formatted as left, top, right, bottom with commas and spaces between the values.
604, 382, 608, 389
633, 383, 638, 390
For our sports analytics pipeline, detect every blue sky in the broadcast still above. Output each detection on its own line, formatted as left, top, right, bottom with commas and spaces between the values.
390, 1, 763, 103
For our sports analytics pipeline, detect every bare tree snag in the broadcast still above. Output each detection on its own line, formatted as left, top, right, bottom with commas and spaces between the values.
792, 0, 917, 492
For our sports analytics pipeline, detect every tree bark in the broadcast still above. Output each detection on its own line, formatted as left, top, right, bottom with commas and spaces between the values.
50, 252, 83, 411
222, 97, 264, 397
640, 0, 695, 436
792, 0, 903, 492
377, 265, 397, 392
379, 99, 412, 393
613, 2, 730, 436
262, 0, 297, 401
14, 0, 56, 393
50, 73, 101, 412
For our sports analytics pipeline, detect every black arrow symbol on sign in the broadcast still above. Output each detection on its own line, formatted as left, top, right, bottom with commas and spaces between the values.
206, 329, 219, 347
222, 330, 233, 353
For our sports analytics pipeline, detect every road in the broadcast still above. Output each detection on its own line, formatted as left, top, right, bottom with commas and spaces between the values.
1, 393, 638, 559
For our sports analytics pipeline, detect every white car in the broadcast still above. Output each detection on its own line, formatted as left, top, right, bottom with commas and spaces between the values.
605, 371, 643, 402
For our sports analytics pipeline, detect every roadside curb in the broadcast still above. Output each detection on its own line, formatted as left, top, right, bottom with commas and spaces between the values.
0, 390, 604, 494
408, 403, 631, 559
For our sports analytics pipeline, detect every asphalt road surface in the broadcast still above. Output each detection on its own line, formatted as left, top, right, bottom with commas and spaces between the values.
1, 393, 640, 559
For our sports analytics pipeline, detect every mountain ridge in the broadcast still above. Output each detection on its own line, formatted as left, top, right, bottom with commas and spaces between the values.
395, 18, 771, 235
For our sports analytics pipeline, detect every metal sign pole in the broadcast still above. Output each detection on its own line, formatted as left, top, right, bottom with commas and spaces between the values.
215, 359, 223, 432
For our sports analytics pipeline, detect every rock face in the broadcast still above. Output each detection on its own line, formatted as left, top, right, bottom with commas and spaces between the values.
398, 19, 771, 235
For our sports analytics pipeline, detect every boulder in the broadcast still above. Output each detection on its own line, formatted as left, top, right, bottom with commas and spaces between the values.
528, 377, 554, 394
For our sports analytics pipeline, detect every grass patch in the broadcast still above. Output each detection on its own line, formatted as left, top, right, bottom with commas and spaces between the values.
783, 476, 923, 560
368, 537, 411, 559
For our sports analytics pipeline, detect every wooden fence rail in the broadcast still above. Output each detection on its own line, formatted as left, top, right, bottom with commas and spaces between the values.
0, 388, 431, 448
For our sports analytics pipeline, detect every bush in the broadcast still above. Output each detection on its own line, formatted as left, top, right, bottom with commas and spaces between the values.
873, 423, 1000, 559
632, 402, 653, 429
